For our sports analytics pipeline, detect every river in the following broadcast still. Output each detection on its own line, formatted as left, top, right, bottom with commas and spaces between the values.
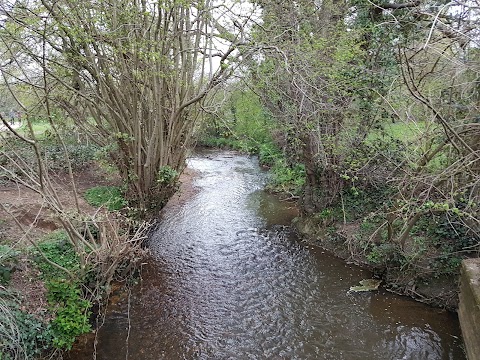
70, 150, 465, 359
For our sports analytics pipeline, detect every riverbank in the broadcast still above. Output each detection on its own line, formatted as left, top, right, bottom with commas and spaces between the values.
1, 163, 114, 312
0, 156, 149, 358
293, 215, 461, 310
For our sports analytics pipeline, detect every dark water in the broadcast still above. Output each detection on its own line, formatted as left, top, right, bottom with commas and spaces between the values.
70, 150, 465, 359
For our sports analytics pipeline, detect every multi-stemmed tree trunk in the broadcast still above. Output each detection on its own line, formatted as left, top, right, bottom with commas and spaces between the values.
1, 0, 250, 212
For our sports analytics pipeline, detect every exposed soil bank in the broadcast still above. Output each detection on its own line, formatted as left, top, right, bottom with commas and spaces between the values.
1, 164, 118, 319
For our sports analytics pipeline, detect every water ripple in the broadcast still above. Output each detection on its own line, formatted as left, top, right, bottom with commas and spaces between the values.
73, 150, 464, 360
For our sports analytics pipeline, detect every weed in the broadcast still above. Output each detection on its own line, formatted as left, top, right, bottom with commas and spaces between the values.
46, 279, 92, 350
258, 142, 279, 167
31, 232, 92, 350
156, 165, 178, 185
0, 290, 53, 359
0, 245, 18, 285
267, 158, 305, 195
366, 243, 395, 265
34, 231, 80, 280
2, 139, 98, 176
431, 253, 463, 277
84, 186, 127, 211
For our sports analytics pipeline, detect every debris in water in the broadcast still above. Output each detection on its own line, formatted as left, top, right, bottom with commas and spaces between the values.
348, 279, 382, 293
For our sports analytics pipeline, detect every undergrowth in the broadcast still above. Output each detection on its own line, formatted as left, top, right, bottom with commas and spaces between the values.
29, 230, 92, 351
84, 186, 127, 211
0, 290, 53, 360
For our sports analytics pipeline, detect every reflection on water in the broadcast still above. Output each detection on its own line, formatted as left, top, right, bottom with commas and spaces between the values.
69, 150, 464, 359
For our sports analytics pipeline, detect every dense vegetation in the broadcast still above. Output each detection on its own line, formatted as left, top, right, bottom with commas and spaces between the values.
200, 0, 479, 307
0, 0, 479, 357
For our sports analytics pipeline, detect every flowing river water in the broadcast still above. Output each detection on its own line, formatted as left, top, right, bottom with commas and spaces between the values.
70, 150, 465, 359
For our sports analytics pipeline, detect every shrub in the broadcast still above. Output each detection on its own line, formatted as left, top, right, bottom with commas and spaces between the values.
156, 165, 178, 185
46, 280, 92, 350
267, 158, 306, 195
2, 139, 98, 175
0, 290, 53, 359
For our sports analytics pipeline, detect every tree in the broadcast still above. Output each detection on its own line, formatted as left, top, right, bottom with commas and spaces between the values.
0, 0, 253, 211
251, 0, 366, 212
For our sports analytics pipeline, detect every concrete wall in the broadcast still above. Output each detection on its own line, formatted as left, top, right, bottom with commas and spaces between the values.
458, 258, 480, 360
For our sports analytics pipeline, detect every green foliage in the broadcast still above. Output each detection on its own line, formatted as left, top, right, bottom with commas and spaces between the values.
257, 142, 281, 167
2, 137, 98, 176
200, 137, 258, 154
44, 142, 98, 170
18, 119, 52, 139
34, 231, 80, 280
200, 87, 307, 195
84, 186, 127, 211
267, 158, 306, 195
0, 245, 18, 285
327, 186, 392, 223
31, 232, 92, 350
200, 88, 274, 150
229, 90, 273, 144
431, 252, 463, 277
46, 280, 92, 350
413, 212, 478, 253
93, 143, 119, 175
366, 243, 400, 266
366, 121, 427, 145
0, 291, 53, 359
156, 165, 178, 185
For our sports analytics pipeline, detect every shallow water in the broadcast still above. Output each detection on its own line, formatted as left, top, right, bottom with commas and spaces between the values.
70, 150, 464, 359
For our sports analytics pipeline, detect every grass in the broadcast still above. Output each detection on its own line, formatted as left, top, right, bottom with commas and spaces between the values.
16, 120, 52, 139
367, 121, 428, 143
84, 186, 127, 211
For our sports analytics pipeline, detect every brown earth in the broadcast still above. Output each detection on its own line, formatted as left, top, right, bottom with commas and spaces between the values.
0, 164, 119, 244
1, 162, 198, 320
157, 166, 199, 218
1, 163, 120, 318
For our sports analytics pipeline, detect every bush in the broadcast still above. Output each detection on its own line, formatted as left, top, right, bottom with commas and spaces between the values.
156, 165, 178, 185
266, 158, 306, 195
84, 186, 127, 211
0, 290, 53, 359
2, 139, 98, 175
258, 142, 280, 167
46, 280, 92, 350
